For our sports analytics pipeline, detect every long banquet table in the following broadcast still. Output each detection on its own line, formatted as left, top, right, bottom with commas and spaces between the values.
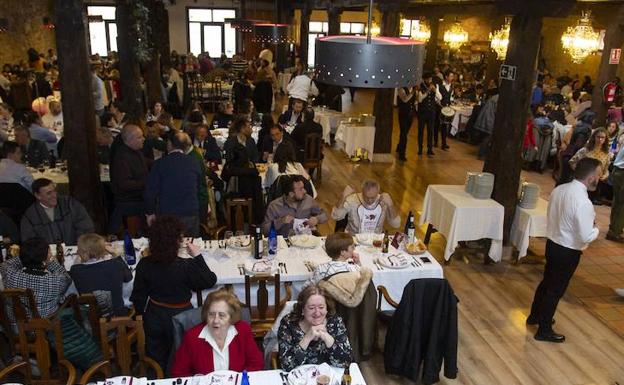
60, 235, 443, 311
97, 363, 367, 385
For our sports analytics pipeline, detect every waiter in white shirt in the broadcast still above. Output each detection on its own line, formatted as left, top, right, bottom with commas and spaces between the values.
527, 157, 602, 343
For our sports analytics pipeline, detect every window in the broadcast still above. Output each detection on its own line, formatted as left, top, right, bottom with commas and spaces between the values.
309, 22, 328, 33
87, 6, 117, 57
400, 19, 421, 39
187, 8, 237, 58
340, 22, 365, 35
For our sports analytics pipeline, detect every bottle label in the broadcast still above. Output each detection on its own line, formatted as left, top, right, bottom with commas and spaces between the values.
407, 228, 415, 244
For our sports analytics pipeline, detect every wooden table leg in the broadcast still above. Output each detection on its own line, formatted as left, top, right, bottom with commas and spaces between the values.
423, 223, 436, 244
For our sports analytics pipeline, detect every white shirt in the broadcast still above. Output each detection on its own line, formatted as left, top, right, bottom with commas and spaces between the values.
198, 324, 238, 371
42, 112, 64, 138
547, 179, 599, 250
92, 73, 106, 111
287, 75, 319, 102
0, 158, 34, 192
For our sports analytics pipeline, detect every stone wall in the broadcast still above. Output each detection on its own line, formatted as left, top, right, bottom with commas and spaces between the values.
0, 0, 56, 66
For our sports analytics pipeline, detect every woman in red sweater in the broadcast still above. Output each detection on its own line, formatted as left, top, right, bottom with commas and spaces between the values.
171, 290, 264, 376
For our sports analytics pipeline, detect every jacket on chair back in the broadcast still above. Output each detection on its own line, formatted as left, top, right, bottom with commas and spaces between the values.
384, 278, 458, 385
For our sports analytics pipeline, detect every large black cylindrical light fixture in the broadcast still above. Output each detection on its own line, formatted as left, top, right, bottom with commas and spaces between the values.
252, 23, 294, 44
314, 0, 425, 88
315, 36, 425, 88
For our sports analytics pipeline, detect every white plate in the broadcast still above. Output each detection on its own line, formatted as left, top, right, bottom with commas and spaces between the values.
244, 259, 277, 275
287, 363, 333, 385
227, 236, 252, 250
354, 233, 383, 246
378, 254, 410, 269
203, 370, 239, 385
289, 235, 320, 249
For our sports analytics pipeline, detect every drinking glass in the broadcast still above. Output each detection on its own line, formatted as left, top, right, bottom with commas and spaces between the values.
224, 231, 233, 247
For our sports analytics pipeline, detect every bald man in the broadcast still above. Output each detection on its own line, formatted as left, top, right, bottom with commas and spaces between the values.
109, 124, 149, 234
144, 131, 202, 236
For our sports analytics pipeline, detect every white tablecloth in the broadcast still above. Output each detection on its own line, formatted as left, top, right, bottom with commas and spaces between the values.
314, 108, 343, 144
62, 235, 443, 311
335, 123, 376, 159
450, 104, 473, 136
510, 198, 548, 260
419, 185, 504, 262
97, 363, 367, 385
30, 165, 110, 185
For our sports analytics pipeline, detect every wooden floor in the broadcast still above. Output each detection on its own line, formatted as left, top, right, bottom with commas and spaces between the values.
285, 90, 624, 385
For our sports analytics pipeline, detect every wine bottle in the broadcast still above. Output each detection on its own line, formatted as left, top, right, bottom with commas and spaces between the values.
49, 150, 57, 169
340, 365, 351, 385
404, 210, 413, 234
124, 231, 136, 265
56, 241, 64, 266
407, 215, 416, 245
382, 231, 389, 253
254, 226, 262, 259
268, 222, 277, 258
0, 235, 6, 262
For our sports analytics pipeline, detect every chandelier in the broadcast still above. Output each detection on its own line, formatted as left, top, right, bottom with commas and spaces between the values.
561, 11, 600, 64
365, 18, 381, 37
443, 18, 468, 50
489, 17, 511, 60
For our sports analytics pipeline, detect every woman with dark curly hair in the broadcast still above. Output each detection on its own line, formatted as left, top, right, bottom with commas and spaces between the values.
130, 215, 217, 372
278, 284, 352, 371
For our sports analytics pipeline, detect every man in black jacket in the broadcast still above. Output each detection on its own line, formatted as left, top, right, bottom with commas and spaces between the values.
144, 132, 202, 237
109, 124, 148, 234
14, 125, 48, 167
290, 107, 322, 162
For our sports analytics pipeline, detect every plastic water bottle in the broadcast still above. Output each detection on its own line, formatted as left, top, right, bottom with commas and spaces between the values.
124, 231, 136, 265
241, 370, 250, 385
268, 222, 277, 258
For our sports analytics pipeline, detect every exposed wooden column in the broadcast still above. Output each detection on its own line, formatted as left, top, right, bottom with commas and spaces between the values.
54, 0, 105, 231
424, 15, 440, 71
483, 0, 573, 242
145, 0, 164, 109
372, 3, 400, 161
157, 2, 171, 69
591, 5, 624, 125
299, 1, 312, 67
327, 5, 342, 36
116, 0, 145, 119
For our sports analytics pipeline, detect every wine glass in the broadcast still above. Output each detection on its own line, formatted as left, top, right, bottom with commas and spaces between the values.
224, 231, 233, 247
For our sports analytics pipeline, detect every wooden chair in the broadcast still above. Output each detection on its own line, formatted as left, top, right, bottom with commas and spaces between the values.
200, 187, 226, 239
376, 285, 399, 352
302, 133, 323, 181
0, 317, 77, 385
80, 316, 163, 384
76, 294, 103, 340
225, 198, 253, 233
243, 274, 292, 340
0, 288, 40, 357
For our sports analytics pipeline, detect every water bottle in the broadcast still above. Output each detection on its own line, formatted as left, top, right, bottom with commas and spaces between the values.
124, 231, 136, 265
48, 150, 57, 169
241, 370, 250, 385
268, 222, 277, 258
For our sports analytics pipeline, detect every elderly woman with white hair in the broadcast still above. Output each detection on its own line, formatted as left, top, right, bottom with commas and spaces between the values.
331, 180, 401, 234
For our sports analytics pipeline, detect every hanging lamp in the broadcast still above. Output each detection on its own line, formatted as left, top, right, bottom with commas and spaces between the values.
489, 17, 511, 60
225, 0, 269, 33
443, 18, 468, 50
561, 11, 600, 64
251, 0, 294, 44
314, 0, 425, 88
0, 18, 8, 33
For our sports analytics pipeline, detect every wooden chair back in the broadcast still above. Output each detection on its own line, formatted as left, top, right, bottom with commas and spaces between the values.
80, 316, 163, 383
76, 294, 103, 340
10, 317, 77, 385
243, 274, 292, 339
0, 288, 40, 353
225, 198, 253, 232
302, 133, 323, 181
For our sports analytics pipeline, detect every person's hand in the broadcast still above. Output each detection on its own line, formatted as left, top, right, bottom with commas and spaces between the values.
306, 216, 319, 227
380, 192, 393, 207
342, 185, 355, 198
206, 178, 214, 187
146, 214, 156, 226
282, 215, 294, 224
187, 242, 200, 257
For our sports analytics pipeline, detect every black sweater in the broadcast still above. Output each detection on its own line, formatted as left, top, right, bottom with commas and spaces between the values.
111, 142, 149, 203
130, 255, 216, 314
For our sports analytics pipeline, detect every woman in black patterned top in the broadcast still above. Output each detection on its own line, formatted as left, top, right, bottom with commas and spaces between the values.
278, 284, 352, 371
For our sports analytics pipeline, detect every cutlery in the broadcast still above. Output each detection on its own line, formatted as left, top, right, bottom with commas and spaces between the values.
285, 238, 292, 247
282, 262, 288, 274
411, 255, 421, 266
373, 260, 381, 270
377, 259, 385, 270
411, 262, 417, 267
235, 373, 239, 385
